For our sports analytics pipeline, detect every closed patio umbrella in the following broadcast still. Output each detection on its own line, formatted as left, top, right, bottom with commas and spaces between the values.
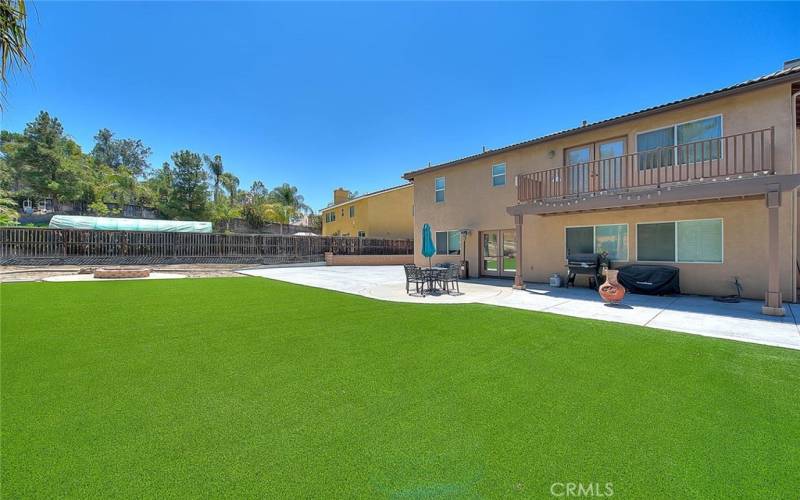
421, 223, 436, 268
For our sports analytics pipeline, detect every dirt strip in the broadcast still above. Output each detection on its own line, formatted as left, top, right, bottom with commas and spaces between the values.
0, 264, 255, 283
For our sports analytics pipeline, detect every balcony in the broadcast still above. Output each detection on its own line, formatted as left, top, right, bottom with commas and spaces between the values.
516, 128, 775, 204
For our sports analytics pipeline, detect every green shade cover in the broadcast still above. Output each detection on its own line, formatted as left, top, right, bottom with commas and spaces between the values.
48, 215, 212, 233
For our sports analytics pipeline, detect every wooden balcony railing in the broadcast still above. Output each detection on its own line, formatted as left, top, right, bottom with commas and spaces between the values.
516, 127, 775, 203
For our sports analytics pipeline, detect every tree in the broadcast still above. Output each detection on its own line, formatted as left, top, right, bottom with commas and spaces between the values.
162, 150, 209, 220
210, 196, 241, 232
268, 183, 311, 219
0, 187, 18, 225
249, 180, 267, 198
145, 162, 173, 205
306, 213, 322, 232
219, 172, 239, 204
13, 111, 92, 203
203, 154, 224, 203
91, 128, 152, 177
0, 0, 30, 109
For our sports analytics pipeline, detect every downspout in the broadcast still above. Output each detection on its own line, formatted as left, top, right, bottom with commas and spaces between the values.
791, 90, 800, 302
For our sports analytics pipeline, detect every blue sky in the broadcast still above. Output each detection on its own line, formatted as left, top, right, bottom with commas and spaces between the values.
3, 2, 799, 210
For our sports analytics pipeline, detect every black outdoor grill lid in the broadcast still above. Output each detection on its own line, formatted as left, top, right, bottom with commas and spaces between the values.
567, 253, 601, 267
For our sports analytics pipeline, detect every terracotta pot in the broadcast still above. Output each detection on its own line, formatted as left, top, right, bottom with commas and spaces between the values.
598, 269, 626, 304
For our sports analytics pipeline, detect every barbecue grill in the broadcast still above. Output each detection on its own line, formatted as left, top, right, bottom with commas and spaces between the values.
566, 253, 609, 289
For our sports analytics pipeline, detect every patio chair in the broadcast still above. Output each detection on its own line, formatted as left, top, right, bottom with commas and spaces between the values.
441, 265, 460, 294
403, 264, 426, 295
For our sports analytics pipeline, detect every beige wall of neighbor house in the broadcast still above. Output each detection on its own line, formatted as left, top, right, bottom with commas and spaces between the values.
407, 81, 799, 301
321, 184, 414, 239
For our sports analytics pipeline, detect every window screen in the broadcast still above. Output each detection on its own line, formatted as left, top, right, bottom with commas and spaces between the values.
435, 231, 448, 255
448, 231, 461, 255
435, 177, 445, 203
677, 219, 722, 262
492, 163, 506, 186
595, 224, 628, 261
637, 222, 675, 261
566, 226, 594, 257
677, 116, 722, 163
637, 127, 674, 169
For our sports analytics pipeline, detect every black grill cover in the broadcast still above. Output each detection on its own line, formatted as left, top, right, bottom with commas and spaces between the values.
617, 265, 680, 295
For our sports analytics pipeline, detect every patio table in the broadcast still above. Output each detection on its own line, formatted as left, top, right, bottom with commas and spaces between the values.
420, 267, 448, 294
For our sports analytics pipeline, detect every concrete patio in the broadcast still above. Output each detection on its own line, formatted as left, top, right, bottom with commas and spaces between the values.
238, 265, 800, 350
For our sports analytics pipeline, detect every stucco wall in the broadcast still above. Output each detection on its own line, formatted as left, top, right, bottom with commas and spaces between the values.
366, 186, 414, 239
324, 253, 414, 266
410, 83, 798, 300
321, 186, 413, 239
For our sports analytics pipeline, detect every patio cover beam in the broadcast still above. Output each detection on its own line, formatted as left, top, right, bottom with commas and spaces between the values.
506, 174, 800, 216
507, 173, 800, 317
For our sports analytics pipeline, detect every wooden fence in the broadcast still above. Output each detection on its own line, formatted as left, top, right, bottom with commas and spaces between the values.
0, 228, 414, 265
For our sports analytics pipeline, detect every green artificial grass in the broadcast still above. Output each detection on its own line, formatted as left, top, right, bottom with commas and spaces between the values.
2, 277, 799, 498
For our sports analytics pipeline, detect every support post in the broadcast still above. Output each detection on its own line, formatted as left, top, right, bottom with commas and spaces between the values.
513, 214, 525, 290
762, 183, 784, 316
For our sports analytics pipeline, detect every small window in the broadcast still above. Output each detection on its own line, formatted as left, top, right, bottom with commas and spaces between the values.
341, 208, 344, 217
435, 177, 445, 203
357, 231, 366, 238
637, 222, 676, 262
435, 230, 461, 255
349, 206, 355, 217
492, 163, 506, 187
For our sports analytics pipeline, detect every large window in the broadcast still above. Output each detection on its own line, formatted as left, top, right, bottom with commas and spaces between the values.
637, 116, 722, 169
637, 219, 722, 263
435, 177, 445, 203
435, 230, 461, 255
492, 163, 506, 186
325, 212, 336, 223
565, 224, 628, 261
349, 206, 355, 217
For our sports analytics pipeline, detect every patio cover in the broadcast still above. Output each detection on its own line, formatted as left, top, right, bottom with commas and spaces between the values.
48, 215, 212, 233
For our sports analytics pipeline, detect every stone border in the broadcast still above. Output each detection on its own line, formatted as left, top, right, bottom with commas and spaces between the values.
94, 268, 151, 279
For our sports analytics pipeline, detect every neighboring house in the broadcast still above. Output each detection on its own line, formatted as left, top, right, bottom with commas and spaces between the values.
320, 184, 413, 239
403, 59, 800, 316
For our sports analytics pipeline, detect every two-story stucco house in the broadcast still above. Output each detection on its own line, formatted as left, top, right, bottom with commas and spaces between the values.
404, 60, 800, 316
320, 184, 413, 239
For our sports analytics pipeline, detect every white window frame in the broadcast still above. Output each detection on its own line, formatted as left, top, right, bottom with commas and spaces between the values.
635, 218, 724, 264
491, 162, 506, 187
635, 114, 724, 165
435, 176, 445, 203
563, 223, 629, 261
435, 229, 461, 256
357, 230, 366, 238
